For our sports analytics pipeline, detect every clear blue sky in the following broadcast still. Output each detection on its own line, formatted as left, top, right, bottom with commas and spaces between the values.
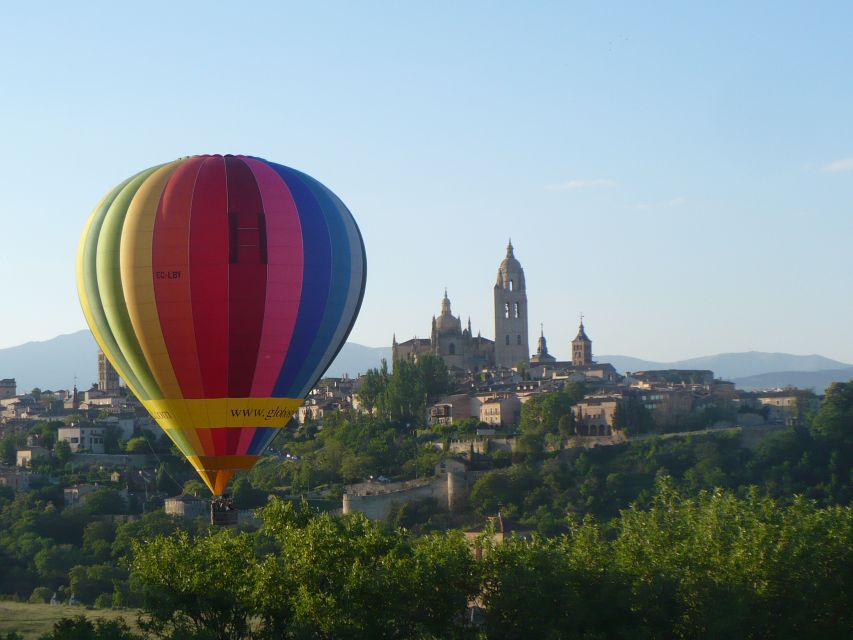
1, 1, 851, 362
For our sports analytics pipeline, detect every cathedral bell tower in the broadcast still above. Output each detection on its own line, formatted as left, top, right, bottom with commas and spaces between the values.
494, 240, 529, 368
571, 316, 592, 366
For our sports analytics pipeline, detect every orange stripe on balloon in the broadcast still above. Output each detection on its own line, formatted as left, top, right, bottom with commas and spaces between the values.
121, 161, 184, 399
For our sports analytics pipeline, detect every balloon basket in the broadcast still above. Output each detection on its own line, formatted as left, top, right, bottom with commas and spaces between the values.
210, 494, 238, 526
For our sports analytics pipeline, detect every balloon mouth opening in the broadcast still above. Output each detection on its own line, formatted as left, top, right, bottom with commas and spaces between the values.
188, 455, 260, 495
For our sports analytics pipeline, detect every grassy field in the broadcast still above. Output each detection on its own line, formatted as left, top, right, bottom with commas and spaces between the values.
0, 601, 140, 639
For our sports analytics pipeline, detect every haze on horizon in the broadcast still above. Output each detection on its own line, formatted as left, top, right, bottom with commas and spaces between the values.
0, 2, 851, 362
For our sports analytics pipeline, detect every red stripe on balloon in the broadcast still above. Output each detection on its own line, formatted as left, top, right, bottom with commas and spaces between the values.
242, 157, 304, 398
205, 428, 245, 455
236, 427, 256, 455
189, 157, 230, 398
210, 428, 228, 456
225, 157, 267, 397
153, 156, 207, 399
196, 428, 215, 455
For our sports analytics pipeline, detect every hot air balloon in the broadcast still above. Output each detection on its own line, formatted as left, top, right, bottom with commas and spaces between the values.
77, 155, 366, 496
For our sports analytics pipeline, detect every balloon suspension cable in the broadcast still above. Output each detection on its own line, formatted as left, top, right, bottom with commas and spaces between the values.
140, 429, 187, 495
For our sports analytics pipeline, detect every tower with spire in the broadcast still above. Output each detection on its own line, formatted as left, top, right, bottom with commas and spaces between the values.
530, 324, 556, 364
494, 240, 529, 369
571, 315, 593, 366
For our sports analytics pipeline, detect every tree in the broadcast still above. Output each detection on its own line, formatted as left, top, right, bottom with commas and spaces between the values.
417, 353, 452, 401
80, 489, 126, 516
378, 358, 427, 427
812, 381, 853, 442
68, 564, 125, 605
0, 436, 16, 465
53, 440, 72, 465
231, 476, 268, 509
34, 545, 77, 590
36, 616, 141, 640
519, 383, 587, 437
357, 360, 389, 412
131, 530, 258, 640
254, 501, 477, 639
613, 397, 655, 436
124, 437, 148, 454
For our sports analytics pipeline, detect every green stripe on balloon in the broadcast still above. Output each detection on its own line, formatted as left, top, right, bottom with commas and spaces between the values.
96, 166, 165, 401
81, 173, 149, 397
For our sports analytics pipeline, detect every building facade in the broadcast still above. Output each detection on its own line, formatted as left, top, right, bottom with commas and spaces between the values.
393, 291, 496, 372
98, 350, 120, 393
57, 424, 105, 453
494, 241, 529, 368
393, 242, 531, 372
571, 320, 593, 366
0, 379, 15, 400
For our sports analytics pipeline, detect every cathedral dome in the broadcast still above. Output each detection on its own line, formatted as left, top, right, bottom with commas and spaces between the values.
435, 290, 462, 333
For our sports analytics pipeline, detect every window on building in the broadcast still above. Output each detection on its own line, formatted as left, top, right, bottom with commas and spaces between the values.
505, 335, 510, 345
517, 334, 521, 345
514, 302, 520, 318
509, 279, 514, 291
448, 343, 456, 355
504, 303, 510, 319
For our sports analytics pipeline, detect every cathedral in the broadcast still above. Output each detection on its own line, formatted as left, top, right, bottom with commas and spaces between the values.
392, 241, 531, 372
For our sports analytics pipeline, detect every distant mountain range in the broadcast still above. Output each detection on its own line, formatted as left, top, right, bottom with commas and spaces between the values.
600, 352, 853, 393
1, 331, 850, 394
599, 352, 852, 380
0, 330, 391, 393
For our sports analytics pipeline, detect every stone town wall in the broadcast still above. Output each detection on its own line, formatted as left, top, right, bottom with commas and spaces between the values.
69, 453, 153, 468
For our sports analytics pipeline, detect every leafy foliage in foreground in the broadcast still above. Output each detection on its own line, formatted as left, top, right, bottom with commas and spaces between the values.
131, 499, 478, 640
117, 486, 853, 640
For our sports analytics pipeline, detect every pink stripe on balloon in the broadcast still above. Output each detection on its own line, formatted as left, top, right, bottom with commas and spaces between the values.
241, 157, 304, 398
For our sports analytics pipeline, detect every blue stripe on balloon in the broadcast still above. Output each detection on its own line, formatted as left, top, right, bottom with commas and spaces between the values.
247, 427, 278, 455
288, 173, 352, 395
268, 163, 332, 398
294, 181, 365, 397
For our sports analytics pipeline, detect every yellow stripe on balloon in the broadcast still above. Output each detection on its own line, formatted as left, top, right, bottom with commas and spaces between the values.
120, 161, 184, 400
141, 397, 302, 430
76, 193, 148, 402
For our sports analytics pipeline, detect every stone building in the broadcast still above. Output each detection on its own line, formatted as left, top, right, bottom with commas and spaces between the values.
393, 242, 532, 372
479, 395, 521, 428
429, 393, 478, 426
57, 423, 105, 453
494, 241, 529, 368
573, 397, 621, 435
342, 456, 487, 521
571, 319, 593, 366
164, 493, 207, 520
0, 379, 15, 400
16, 446, 49, 467
393, 290, 495, 372
98, 350, 120, 393
529, 326, 557, 365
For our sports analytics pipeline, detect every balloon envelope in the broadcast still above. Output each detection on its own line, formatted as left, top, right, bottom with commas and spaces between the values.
77, 155, 366, 494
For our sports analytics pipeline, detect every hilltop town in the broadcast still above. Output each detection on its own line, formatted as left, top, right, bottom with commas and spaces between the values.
0, 242, 821, 529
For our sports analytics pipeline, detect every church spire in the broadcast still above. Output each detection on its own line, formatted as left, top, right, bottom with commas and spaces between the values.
571, 314, 592, 366
441, 289, 451, 315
